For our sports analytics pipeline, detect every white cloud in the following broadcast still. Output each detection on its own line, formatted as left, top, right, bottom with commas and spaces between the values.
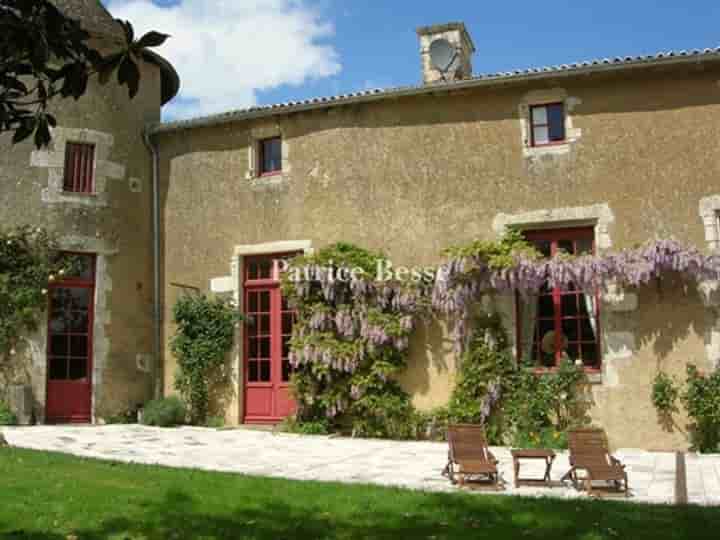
105, 0, 341, 119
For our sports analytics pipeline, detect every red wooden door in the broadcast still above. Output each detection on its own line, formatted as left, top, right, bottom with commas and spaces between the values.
243, 255, 296, 423
46, 254, 95, 423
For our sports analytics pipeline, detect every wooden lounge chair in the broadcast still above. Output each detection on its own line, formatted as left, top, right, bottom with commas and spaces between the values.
442, 424, 500, 487
563, 428, 629, 497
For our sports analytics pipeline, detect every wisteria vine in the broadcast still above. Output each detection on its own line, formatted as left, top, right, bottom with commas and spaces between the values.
281, 236, 719, 435
433, 236, 720, 351
282, 244, 432, 436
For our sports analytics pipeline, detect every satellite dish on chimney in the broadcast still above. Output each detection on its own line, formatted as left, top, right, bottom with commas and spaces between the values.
429, 38, 457, 76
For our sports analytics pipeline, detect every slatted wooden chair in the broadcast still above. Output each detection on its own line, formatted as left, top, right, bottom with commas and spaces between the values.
442, 424, 500, 487
563, 428, 629, 497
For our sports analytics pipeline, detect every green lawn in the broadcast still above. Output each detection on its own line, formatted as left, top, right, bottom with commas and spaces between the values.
0, 447, 717, 540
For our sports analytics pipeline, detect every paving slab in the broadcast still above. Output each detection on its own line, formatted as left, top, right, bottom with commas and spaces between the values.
1, 425, 699, 505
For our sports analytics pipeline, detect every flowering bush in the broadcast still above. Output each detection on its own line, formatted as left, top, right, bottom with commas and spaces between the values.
0, 226, 70, 361
283, 243, 432, 438
282, 236, 717, 441
434, 235, 720, 351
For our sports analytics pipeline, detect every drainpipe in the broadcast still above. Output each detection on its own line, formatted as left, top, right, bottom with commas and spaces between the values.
143, 128, 163, 400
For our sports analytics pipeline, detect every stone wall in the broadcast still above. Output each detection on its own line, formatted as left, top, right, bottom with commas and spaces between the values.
0, 60, 162, 422
155, 62, 720, 449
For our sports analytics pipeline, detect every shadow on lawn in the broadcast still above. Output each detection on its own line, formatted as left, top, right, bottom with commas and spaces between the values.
2, 486, 718, 540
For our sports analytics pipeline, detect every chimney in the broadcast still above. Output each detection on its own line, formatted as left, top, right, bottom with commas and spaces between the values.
416, 22, 475, 84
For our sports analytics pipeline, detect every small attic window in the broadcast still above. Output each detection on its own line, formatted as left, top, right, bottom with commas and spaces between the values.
530, 103, 565, 147
258, 137, 282, 176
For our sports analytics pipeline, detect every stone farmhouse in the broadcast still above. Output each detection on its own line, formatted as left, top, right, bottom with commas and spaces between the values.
2, 0, 719, 450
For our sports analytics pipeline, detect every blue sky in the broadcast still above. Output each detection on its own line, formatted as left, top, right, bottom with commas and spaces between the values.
105, 1, 720, 121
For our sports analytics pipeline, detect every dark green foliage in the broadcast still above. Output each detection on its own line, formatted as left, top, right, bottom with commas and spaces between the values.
1, 0, 170, 147
0, 226, 70, 360
141, 396, 187, 427
0, 402, 17, 425
106, 407, 138, 425
652, 371, 680, 414
447, 315, 512, 427
650, 365, 720, 452
443, 229, 539, 269
682, 365, 720, 452
504, 359, 590, 447
442, 315, 588, 447
171, 294, 241, 424
349, 381, 418, 439
512, 426, 568, 450
280, 416, 330, 435
205, 416, 225, 428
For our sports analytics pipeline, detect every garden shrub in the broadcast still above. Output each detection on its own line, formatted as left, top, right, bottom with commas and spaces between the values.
682, 365, 720, 452
280, 416, 330, 435
652, 371, 680, 415
105, 408, 138, 424
0, 402, 17, 426
651, 365, 720, 453
141, 396, 187, 427
205, 416, 225, 428
171, 294, 241, 424
504, 359, 590, 446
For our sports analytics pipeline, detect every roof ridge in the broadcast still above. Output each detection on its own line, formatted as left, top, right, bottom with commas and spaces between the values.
152, 44, 720, 134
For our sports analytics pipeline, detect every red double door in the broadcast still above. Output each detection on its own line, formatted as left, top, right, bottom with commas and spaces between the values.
243, 255, 296, 423
46, 254, 95, 423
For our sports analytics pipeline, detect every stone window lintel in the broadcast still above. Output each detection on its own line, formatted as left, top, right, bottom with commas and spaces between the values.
699, 194, 720, 252
519, 88, 582, 158
246, 124, 291, 185
30, 126, 125, 207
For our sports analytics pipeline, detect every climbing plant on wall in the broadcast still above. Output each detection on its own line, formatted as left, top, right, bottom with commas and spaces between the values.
283, 242, 434, 438
281, 234, 719, 440
171, 293, 242, 425
0, 226, 69, 361
434, 235, 720, 352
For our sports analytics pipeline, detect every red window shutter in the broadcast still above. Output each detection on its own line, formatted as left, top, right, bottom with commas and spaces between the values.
63, 143, 95, 193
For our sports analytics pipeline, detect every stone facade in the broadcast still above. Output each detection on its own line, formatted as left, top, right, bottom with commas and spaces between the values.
153, 56, 720, 450
0, 17, 170, 421
4, 9, 719, 451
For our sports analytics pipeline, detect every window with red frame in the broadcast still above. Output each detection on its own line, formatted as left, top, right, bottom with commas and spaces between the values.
258, 137, 282, 176
530, 103, 565, 146
516, 227, 600, 370
63, 142, 95, 193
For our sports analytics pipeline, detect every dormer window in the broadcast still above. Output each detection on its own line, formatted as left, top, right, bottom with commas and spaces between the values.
63, 142, 95, 193
530, 103, 565, 147
258, 137, 282, 176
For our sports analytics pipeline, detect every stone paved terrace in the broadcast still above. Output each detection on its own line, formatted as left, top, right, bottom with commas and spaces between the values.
3, 425, 719, 505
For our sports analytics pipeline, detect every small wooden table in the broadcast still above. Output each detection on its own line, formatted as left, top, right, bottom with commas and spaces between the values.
511, 449, 556, 488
